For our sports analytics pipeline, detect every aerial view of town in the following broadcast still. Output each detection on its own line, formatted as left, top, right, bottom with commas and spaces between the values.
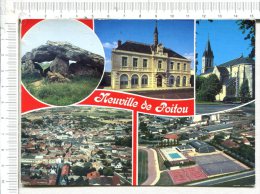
21, 107, 132, 186
138, 102, 255, 186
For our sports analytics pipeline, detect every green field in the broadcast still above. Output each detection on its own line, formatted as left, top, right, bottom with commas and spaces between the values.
23, 76, 100, 106
214, 176, 255, 187
156, 150, 167, 171
155, 171, 173, 186
138, 149, 148, 185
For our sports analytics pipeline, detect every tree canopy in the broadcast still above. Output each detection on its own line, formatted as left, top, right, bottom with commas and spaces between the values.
196, 74, 222, 102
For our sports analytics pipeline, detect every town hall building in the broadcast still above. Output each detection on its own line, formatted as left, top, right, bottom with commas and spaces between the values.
200, 38, 254, 101
111, 22, 192, 91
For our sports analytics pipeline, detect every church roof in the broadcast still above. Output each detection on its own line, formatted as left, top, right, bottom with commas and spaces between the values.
219, 56, 254, 67
216, 66, 229, 76
201, 56, 254, 75
203, 39, 214, 58
201, 67, 214, 75
115, 41, 187, 59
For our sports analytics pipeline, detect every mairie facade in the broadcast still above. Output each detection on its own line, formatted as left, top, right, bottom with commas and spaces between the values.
111, 23, 192, 91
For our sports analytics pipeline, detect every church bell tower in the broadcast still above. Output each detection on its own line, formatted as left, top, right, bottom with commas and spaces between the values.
202, 36, 214, 74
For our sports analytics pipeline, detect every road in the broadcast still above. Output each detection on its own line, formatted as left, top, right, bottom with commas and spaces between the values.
140, 147, 160, 185
196, 103, 240, 114
188, 170, 255, 186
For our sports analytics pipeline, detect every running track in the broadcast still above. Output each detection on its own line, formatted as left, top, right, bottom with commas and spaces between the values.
139, 147, 160, 185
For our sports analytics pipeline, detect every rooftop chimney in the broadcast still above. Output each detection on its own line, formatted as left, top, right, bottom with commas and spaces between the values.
118, 40, 122, 47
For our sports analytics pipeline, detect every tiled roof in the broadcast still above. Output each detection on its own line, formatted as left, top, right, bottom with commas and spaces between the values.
164, 133, 178, 139
115, 41, 187, 59
219, 56, 254, 67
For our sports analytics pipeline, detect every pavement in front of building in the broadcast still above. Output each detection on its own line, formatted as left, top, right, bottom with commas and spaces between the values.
129, 88, 194, 99
196, 103, 241, 115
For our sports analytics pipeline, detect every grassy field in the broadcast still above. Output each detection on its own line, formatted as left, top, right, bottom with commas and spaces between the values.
213, 176, 255, 187
138, 149, 148, 185
156, 149, 167, 171
23, 76, 100, 106
155, 171, 173, 186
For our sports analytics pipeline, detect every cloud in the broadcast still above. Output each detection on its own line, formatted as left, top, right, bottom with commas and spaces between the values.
102, 41, 118, 49
183, 52, 194, 61
183, 52, 194, 69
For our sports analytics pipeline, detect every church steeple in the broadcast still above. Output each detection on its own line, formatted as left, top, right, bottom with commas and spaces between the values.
203, 36, 214, 58
154, 21, 158, 46
202, 36, 214, 74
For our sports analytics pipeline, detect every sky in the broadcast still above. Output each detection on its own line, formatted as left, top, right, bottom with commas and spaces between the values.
21, 19, 105, 57
94, 20, 194, 72
196, 20, 252, 75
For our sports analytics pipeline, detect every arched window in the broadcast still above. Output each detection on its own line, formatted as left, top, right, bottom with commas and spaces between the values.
141, 75, 148, 86
176, 76, 180, 87
120, 74, 128, 89
183, 63, 187, 71
183, 76, 186, 86
131, 74, 139, 86
169, 76, 175, 86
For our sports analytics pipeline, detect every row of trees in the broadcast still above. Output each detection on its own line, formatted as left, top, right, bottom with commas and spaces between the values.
158, 139, 180, 147
196, 74, 251, 102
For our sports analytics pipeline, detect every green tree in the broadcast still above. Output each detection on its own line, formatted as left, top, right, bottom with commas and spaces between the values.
71, 166, 85, 176
197, 74, 222, 102
237, 20, 255, 58
237, 20, 255, 98
196, 76, 206, 92
139, 122, 148, 133
161, 129, 167, 134
103, 167, 114, 176
240, 79, 251, 103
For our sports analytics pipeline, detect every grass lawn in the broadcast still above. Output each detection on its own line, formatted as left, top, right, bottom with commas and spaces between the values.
156, 149, 167, 171
213, 176, 255, 187
138, 149, 148, 185
23, 76, 100, 106
155, 171, 173, 186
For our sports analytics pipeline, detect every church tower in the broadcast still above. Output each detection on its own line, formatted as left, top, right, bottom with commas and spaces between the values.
154, 21, 158, 47
202, 37, 214, 74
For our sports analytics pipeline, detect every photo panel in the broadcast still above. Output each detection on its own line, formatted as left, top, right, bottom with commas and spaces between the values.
138, 101, 255, 186
195, 20, 255, 114
21, 106, 133, 186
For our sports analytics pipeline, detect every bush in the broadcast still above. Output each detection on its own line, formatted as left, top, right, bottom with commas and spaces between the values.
196, 74, 222, 102
223, 96, 240, 103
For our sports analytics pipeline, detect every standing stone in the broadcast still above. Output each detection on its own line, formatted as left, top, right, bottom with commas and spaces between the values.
22, 60, 42, 77
50, 57, 69, 76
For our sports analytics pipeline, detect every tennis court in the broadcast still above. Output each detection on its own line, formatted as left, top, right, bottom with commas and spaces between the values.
168, 166, 208, 185
192, 153, 247, 176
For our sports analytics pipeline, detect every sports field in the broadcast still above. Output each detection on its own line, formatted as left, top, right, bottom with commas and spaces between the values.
168, 166, 208, 185
156, 171, 173, 186
138, 149, 148, 185
193, 153, 247, 176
